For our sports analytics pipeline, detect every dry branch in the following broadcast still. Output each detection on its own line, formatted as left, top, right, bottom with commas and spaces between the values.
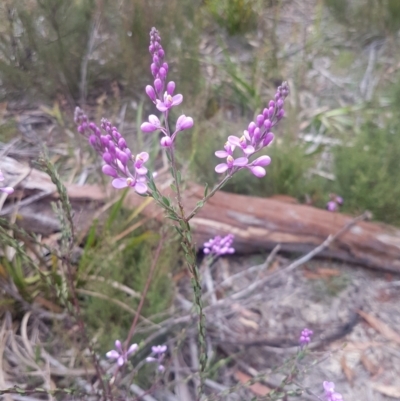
1, 157, 400, 272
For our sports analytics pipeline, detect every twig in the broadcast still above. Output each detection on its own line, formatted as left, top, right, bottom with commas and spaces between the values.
125, 233, 166, 348
224, 212, 370, 302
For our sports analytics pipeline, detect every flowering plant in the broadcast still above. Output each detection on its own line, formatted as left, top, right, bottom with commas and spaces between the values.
73, 27, 345, 400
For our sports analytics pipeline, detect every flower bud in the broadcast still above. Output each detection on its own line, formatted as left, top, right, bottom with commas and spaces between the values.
118, 138, 127, 149
160, 136, 173, 147
117, 149, 128, 165
103, 152, 113, 164
145, 85, 156, 102
256, 114, 264, 127
264, 119, 272, 130
263, 132, 274, 147
167, 81, 175, 95
248, 122, 256, 135
159, 67, 166, 80
154, 78, 162, 93
102, 165, 118, 178
89, 135, 97, 147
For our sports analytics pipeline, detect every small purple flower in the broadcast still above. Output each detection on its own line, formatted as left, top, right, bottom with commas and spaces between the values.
299, 328, 313, 347
106, 340, 138, 367
228, 134, 255, 156
335, 196, 343, 205
215, 155, 248, 174
146, 344, 167, 372
0, 169, 14, 195
215, 142, 235, 159
203, 234, 235, 256
141, 115, 163, 133
175, 115, 194, 132
326, 201, 337, 212
326, 194, 343, 212
323, 381, 343, 401
155, 91, 183, 112
246, 155, 271, 178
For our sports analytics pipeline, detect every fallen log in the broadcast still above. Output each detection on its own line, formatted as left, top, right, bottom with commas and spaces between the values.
1, 157, 400, 272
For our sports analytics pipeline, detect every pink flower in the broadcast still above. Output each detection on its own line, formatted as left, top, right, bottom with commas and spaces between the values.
106, 340, 138, 367
141, 115, 162, 133
146, 344, 167, 372
323, 381, 344, 401
299, 328, 313, 347
247, 155, 271, 177
112, 177, 148, 194
215, 155, 248, 174
228, 134, 255, 155
156, 91, 183, 112
326, 201, 337, 212
203, 234, 235, 256
215, 142, 235, 158
0, 170, 14, 194
175, 115, 193, 132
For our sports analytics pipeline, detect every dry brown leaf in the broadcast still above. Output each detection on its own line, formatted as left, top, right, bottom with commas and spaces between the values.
361, 353, 379, 376
358, 310, 400, 345
234, 370, 271, 396
371, 383, 400, 398
239, 317, 259, 330
340, 355, 355, 385
304, 267, 341, 279
34, 296, 63, 313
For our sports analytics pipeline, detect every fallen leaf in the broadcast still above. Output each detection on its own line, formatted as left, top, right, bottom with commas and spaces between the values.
304, 267, 340, 279
234, 370, 271, 396
239, 317, 259, 330
361, 353, 379, 376
340, 355, 355, 385
34, 296, 63, 313
358, 310, 400, 345
371, 383, 400, 398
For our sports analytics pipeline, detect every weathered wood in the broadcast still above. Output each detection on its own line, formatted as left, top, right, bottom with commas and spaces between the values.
1, 157, 400, 272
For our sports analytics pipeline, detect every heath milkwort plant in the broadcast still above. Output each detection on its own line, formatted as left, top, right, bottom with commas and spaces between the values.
75, 27, 288, 389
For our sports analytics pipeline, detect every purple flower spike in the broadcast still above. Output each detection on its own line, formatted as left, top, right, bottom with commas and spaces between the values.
75, 108, 151, 195
0, 169, 14, 195
146, 344, 167, 372
323, 381, 344, 401
203, 234, 235, 256
106, 340, 138, 367
141, 115, 162, 133
214, 82, 288, 179
299, 328, 313, 347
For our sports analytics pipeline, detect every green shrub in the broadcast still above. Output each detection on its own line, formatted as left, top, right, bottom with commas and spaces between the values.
334, 119, 400, 225
204, 0, 257, 35
0, 0, 202, 101
324, 0, 400, 36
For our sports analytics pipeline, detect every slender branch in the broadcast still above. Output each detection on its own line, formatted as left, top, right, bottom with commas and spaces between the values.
125, 233, 166, 348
